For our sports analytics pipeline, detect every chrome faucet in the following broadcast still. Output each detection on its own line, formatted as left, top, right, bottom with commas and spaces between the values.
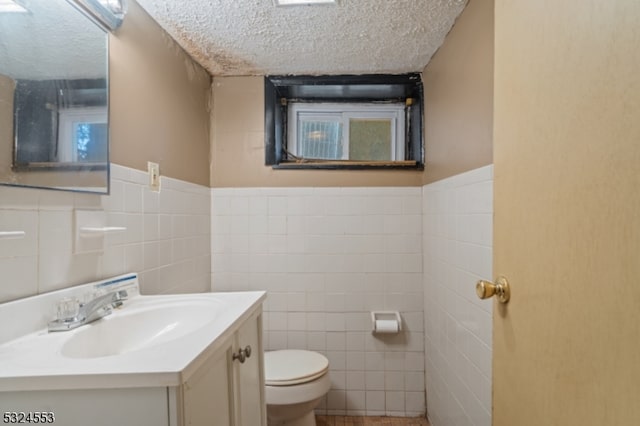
48, 290, 128, 332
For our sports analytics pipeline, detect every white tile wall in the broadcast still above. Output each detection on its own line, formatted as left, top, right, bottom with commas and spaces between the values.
0, 164, 210, 303
422, 165, 493, 426
211, 187, 425, 417
0, 163, 495, 418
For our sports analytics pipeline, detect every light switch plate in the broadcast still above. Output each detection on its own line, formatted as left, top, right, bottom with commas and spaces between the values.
148, 161, 160, 192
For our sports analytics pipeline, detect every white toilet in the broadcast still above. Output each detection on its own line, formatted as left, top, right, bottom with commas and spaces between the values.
264, 349, 331, 426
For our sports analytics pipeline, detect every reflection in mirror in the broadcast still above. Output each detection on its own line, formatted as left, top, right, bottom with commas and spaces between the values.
0, 0, 109, 194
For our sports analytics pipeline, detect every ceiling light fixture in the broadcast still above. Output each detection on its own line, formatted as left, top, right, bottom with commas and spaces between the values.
97, 0, 126, 17
0, 0, 28, 13
274, 0, 337, 7
70, 0, 127, 31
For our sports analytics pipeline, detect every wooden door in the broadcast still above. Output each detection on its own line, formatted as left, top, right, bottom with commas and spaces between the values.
493, 0, 640, 425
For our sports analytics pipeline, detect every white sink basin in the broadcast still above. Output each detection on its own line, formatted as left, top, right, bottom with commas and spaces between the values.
0, 273, 266, 392
61, 300, 222, 358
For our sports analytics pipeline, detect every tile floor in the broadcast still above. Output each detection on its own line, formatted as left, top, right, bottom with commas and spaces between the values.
316, 416, 430, 425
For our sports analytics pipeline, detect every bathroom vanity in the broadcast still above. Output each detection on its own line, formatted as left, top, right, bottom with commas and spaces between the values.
0, 274, 267, 426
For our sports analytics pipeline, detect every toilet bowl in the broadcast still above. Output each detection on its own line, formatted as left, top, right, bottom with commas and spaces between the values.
264, 350, 331, 426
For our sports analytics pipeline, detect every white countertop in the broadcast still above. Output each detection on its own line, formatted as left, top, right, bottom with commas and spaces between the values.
0, 277, 265, 392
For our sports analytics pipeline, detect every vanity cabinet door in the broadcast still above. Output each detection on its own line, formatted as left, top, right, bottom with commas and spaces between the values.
182, 346, 234, 426
179, 308, 265, 426
1, 387, 169, 426
232, 311, 266, 426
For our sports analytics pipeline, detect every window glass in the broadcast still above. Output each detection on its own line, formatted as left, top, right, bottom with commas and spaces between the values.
297, 116, 343, 160
288, 102, 403, 162
349, 118, 392, 161
75, 122, 108, 162
57, 107, 107, 163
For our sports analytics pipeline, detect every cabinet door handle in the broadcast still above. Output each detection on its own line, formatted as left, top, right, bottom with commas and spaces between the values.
232, 348, 246, 363
232, 345, 252, 364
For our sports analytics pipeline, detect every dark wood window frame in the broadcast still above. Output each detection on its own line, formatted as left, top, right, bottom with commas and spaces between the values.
264, 74, 424, 170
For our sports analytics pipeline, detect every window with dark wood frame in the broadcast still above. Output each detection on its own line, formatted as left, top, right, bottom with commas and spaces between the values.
264, 74, 424, 170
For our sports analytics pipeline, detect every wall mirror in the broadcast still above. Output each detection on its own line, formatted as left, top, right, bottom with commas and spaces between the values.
0, 0, 110, 194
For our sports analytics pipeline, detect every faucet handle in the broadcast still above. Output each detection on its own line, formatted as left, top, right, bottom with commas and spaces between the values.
111, 290, 128, 308
79, 290, 99, 306
56, 297, 80, 321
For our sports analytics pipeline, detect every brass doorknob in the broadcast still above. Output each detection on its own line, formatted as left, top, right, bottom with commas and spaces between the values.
476, 276, 511, 303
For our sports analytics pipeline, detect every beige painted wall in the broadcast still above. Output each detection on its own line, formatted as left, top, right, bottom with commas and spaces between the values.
210, 0, 493, 188
210, 77, 424, 187
421, 0, 494, 185
109, 0, 211, 186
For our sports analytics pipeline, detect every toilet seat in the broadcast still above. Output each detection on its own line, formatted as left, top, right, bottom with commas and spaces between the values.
264, 350, 329, 386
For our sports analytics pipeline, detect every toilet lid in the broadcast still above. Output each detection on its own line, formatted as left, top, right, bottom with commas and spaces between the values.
264, 350, 329, 386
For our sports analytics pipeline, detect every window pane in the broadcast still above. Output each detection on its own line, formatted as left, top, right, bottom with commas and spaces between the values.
74, 122, 108, 162
349, 119, 392, 161
298, 120, 343, 159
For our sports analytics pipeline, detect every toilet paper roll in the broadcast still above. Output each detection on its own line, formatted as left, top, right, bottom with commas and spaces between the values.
374, 319, 399, 334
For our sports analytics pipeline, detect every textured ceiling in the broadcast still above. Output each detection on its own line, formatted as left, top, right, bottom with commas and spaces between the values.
136, 0, 468, 76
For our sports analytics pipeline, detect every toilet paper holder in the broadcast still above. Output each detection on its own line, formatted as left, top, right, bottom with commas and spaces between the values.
371, 311, 402, 334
